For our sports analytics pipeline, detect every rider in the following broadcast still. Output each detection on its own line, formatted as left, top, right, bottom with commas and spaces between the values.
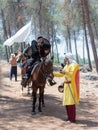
23, 44, 32, 59
22, 36, 56, 87
37, 36, 51, 58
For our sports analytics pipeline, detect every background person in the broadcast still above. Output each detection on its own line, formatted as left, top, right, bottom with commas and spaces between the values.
9, 53, 17, 81
53, 52, 80, 123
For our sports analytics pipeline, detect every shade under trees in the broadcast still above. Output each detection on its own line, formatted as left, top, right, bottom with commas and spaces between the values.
0, 0, 98, 72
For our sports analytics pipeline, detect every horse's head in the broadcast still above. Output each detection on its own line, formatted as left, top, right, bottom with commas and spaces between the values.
30, 56, 54, 86
43, 56, 54, 79
16, 52, 26, 63
41, 57, 56, 86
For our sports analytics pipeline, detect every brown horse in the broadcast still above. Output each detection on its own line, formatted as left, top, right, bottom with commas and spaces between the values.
16, 51, 31, 94
16, 51, 26, 77
31, 57, 54, 114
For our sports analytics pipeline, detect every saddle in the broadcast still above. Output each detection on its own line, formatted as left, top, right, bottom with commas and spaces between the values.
21, 60, 40, 87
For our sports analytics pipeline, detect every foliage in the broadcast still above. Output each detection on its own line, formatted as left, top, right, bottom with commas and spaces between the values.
0, 0, 97, 69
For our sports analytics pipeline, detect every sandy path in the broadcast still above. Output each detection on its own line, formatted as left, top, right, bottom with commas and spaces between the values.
0, 62, 98, 130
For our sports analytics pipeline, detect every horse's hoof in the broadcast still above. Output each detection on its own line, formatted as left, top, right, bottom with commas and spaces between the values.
38, 111, 43, 115
38, 109, 42, 112
38, 107, 42, 112
32, 111, 36, 115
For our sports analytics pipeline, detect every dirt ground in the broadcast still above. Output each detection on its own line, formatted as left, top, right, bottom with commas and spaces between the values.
0, 61, 98, 130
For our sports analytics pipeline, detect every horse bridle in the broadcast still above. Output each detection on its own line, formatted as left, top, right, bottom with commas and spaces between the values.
39, 60, 53, 80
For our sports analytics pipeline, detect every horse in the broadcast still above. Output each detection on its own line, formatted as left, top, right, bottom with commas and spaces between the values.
31, 57, 54, 114
16, 51, 31, 95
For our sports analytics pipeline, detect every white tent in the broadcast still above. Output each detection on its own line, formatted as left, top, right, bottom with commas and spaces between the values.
3, 35, 17, 46
4, 21, 31, 46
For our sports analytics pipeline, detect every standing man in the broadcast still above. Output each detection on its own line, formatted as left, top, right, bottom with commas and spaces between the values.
53, 52, 80, 123
9, 53, 17, 81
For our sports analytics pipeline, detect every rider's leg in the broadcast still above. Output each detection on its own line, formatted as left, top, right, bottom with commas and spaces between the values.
22, 58, 34, 87
22, 58, 41, 87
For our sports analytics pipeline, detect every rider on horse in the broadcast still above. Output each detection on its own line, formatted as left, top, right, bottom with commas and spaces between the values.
22, 36, 56, 87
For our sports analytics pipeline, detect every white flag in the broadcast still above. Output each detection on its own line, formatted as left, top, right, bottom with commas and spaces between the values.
4, 21, 31, 46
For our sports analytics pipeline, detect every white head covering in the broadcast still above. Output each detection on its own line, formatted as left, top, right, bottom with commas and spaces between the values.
64, 52, 76, 63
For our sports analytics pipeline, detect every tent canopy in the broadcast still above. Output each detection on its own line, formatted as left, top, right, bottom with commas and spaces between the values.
4, 21, 31, 46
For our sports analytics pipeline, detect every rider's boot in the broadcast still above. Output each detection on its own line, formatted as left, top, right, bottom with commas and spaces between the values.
48, 78, 56, 86
22, 74, 29, 88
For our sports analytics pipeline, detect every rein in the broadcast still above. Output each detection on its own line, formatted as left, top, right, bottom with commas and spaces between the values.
39, 60, 53, 79
31, 60, 52, 80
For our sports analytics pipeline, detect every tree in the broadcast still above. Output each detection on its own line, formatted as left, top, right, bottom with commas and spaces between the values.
82, 0, 98, 72
81, 0, 92, 70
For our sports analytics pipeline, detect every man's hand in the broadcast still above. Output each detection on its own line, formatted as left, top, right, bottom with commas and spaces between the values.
60, 69, 65, 74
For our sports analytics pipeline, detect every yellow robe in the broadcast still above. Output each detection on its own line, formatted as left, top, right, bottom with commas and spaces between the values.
53, 63, 80, 106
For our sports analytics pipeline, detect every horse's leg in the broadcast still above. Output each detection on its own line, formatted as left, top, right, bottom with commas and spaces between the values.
32, 91, 37, 114
21, 67, 25, 94
38, 88, 44, 112
20, 78, 23, 94
22, 85, 23, 93
38, 92, 42, 112
27, 84, 30, 95
27, 79, 31, 95
42, 90, 45, 107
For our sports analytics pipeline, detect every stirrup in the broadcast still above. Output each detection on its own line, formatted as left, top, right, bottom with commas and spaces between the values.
48, 79, 56, 86
23, 74, 28, 79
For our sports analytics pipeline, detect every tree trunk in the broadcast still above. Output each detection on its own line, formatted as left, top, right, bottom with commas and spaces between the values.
38, 0, 42, 35
65, 37, 69, 52
55, 40, 59, 63
1, 9, 8, 40
73, 30, 79, 64
93, 22, 98, 40
1, 9, 9, 61
33, 17, 37, 38
82, 0, 98, 72
66, 25, 72, 52
83, 35, 85, 64
81, 0, 92, 70
5, 46, 9, 62
51, 21, 54, 55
